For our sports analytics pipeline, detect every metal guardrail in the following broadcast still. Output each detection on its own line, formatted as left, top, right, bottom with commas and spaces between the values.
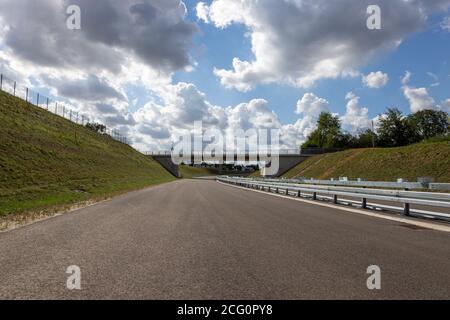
250, 177, 450, 191
217, 177, 450, 221
252, 178, 427, 190
429, 183, 450, 191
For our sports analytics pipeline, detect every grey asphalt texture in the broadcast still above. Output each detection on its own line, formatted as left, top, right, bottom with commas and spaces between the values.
0, 180, 449, 299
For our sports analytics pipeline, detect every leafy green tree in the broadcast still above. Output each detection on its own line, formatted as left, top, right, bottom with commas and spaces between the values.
377, 108, 414, 147
407, 110, 449, 141
302, 112, 343, 148
354, 129, 378, 148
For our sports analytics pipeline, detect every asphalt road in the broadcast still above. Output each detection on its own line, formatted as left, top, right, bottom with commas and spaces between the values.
0, 180, 449, 299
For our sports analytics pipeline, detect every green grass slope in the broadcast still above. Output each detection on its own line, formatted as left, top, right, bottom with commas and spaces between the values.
179, 166, 219, 179
283, 142, 450, 182
0, 91, 175, 217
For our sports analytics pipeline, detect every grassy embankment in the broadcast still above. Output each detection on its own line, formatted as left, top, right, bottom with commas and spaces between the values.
0, 91, 175, 218
283, 140, 450, 182
179, 166, 219, 179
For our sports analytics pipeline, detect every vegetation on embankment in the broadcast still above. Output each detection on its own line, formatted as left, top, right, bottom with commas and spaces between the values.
283, 140, 450, 182
179, 165, 255, 179
0, 91, 175, 218
179, 166, 219, 179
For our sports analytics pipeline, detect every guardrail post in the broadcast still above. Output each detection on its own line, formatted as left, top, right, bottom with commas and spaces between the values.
362, 198, 367, 209
333, 194, 338, 204
297, 190, 301, 198
404, 203, 410, 216
313, 192, 317, 200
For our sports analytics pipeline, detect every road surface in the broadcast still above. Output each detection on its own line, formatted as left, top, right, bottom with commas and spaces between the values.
0, 180, 449, 299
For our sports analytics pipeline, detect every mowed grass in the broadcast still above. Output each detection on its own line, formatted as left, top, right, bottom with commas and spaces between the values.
283, 142, 450, 182
0, 91, 175, 217
179, 165, 219, 179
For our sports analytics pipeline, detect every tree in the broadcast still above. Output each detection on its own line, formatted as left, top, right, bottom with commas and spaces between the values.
377, 108, 414, 147
302, 112, 343, 148
407, 110, 449, 141
354, 129, 378, 148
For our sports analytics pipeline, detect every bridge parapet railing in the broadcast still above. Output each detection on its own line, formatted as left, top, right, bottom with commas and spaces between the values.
145, 149, 302, 158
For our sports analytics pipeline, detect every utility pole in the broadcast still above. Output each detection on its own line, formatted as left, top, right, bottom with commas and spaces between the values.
371, 120, 376, 148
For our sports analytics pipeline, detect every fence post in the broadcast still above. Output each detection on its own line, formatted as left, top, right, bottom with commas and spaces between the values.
13, 81, 16, 96
26, 88, 28, 102
37, 93, 39, 107
69, 110, 72, 121
63, 106, 65, 118
55, 102, 58, 114
0, 74, 3, 90
46, 98, 49, 110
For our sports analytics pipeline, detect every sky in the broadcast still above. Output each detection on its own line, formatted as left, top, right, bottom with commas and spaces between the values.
0, 0, 449, 151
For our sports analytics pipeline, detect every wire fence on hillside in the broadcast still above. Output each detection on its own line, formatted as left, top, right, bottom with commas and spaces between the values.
0, 73, 129, 145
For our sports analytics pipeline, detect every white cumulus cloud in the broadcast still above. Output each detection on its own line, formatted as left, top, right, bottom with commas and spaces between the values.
403, 86, 437, 113
341, 92, 371, 133
199, 0, 450, 91
363, 71, 389, 89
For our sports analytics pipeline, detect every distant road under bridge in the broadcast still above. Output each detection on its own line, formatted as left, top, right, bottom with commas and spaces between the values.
146, 148, 342, 178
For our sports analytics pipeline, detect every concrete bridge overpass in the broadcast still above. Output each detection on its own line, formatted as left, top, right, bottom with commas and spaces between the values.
146, 148, 342, 178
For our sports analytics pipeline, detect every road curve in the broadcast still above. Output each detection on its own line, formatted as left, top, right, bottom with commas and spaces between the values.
0, 180, 449, 299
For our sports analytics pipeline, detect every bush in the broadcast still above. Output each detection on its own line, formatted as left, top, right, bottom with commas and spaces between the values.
85, 122, 106, 134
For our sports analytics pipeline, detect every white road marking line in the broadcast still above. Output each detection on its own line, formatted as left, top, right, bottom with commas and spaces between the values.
217, 181, 450, 233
